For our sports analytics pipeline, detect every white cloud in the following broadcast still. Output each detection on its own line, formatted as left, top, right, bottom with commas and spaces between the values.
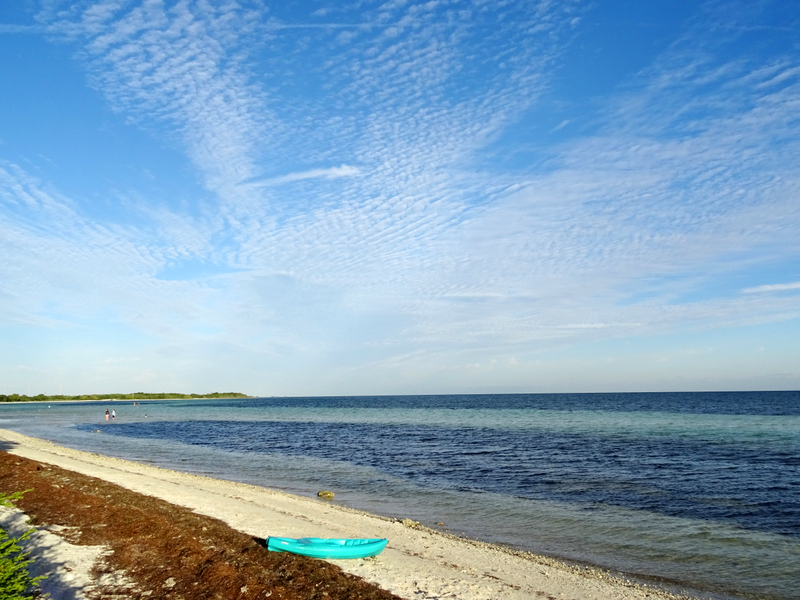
46, 0, 272, 211
743, 282, 800, 294
242, 165, 361, 187
0, 24, 48, 33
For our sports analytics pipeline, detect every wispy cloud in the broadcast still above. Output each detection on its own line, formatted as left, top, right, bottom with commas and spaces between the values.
241, 165, 361, 187
0, 23, 48, 33
43, 0, 273, 210
265, 20, 367, 30
0, 161, 217, 336
743, 282, 800, 294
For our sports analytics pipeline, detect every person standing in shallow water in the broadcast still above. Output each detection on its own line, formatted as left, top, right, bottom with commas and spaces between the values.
105, 409, 110, 421
111, 409, 116, 420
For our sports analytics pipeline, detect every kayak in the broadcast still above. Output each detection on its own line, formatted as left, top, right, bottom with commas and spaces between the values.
266, 537, 388, 559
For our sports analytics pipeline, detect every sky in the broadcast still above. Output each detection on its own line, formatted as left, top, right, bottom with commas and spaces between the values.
1, 0, 799, 397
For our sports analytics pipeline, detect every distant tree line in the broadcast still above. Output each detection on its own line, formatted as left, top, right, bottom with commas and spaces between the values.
0, 392, 251, 403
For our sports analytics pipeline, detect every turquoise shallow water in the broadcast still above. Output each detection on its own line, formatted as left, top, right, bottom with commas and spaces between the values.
1, 392, 798, 600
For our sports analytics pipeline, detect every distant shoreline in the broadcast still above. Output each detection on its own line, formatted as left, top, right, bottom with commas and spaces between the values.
0, 392, 252, 403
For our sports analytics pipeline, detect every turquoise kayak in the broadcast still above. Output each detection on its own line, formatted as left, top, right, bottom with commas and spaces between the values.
267, 537, 388, 559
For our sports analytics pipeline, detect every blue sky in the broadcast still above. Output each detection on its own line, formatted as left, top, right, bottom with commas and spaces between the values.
1, 0, 799, 396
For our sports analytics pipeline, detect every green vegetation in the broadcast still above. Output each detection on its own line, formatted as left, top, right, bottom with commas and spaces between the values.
0, 392, 251, 403
0, 491, 47, 599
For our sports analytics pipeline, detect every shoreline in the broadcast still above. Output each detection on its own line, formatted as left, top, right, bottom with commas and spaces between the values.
0, 428, 698, 600
0, 396, 249, 404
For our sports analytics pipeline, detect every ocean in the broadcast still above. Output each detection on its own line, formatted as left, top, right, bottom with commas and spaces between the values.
1, 392, 798, 600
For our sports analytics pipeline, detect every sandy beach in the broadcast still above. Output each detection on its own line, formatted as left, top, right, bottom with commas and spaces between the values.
0, 428, 695, 600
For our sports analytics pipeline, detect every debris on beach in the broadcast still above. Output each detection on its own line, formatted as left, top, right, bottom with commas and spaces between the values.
400, 518, 420, 529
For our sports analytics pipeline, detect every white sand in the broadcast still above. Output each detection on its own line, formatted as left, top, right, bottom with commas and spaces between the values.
0, 429, 693, 600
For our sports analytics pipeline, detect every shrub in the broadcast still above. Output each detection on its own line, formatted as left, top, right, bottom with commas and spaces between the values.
0, 491, 47, 599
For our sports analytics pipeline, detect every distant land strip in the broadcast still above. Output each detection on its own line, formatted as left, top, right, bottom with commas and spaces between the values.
0, 392, 252, 402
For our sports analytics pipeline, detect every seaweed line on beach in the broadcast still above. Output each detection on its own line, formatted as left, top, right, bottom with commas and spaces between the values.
0, 451, 402, 600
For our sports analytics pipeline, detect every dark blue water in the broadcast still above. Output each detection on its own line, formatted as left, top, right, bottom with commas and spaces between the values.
77, 391, 800, 539
95, 415, 799, 538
